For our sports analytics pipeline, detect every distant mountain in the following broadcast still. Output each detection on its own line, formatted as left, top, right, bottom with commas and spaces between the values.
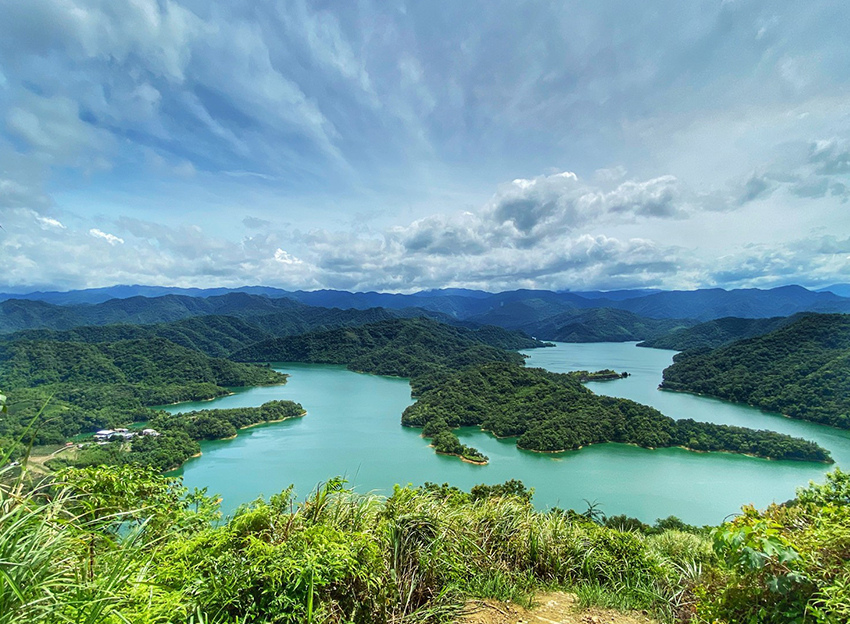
660, 313, 850, 428
0, 293, 448, 334
818, 284, 850, 298
411, 288, 493, 299
613, 285, 850, 320
2, 285, 849, 336
470, 305, 693, 342
637, 315, 806, 351
566, 289, 663, 301
0, 284, 293, 305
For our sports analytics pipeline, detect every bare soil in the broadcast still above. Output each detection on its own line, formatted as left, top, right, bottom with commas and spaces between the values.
456, 592, 658, 624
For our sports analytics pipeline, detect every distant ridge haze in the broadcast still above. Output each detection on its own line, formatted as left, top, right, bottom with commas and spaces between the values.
1, 284, 849, 338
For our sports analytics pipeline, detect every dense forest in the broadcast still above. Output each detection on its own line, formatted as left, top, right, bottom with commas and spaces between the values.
660, 313, 850, 428
6, 285, 850, 339
230, 317, 548, 378
1, 306, 456, 355
3, 464, 849, 624
0, 337, 287, 458
0, 292, 466, 336
403, 362, 832, 462
638, 314, 803, 351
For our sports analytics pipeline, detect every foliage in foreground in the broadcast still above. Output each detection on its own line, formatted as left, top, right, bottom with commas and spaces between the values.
2, 466, 714, 624
3, 464, 850, 622
697, 468, 850, 623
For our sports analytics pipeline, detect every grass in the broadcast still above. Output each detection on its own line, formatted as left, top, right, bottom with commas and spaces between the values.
0, 467, 722, 624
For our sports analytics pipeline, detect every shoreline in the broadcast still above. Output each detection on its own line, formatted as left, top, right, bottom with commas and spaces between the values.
176, 410, 308, 469
420, 425, 829, 465
238, 411, 307, 430
658, 385, 848, 434
152, 379, 290, 408
432, 448, 488, 465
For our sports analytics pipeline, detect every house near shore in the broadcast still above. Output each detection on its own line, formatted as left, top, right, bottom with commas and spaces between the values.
93, 427, 159, 441
94, 429, 114, 440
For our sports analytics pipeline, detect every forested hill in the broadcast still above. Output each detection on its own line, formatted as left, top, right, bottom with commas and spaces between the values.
0, 292, 458, 335
0, 337, 288, 455
401, 362, 831, 462
0, 336, 286, 390
5, 285, 850, 337
230, 318, 548, 378
661, 313, 850, 428
637, 314, 804, 351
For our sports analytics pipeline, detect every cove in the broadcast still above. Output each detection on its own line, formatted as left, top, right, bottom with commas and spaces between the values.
166, 343, 850, 525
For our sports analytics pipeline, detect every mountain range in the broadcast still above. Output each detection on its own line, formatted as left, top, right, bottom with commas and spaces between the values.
2, 284, 849, 342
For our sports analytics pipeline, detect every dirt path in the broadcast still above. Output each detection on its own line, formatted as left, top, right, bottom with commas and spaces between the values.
457, 592, 657, 624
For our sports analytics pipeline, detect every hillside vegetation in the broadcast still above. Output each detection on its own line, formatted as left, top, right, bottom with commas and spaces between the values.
0, 337, 287, 458
402, 363, 832, 462
3, 465, 849, 624
637, 315, 801, 351
660, 314, 850, 428
5, 285, 850, 339
49, 401, 306, 472
230, 317, 546, 378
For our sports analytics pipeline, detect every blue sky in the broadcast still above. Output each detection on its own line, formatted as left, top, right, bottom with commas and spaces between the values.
1, 0, 849, 293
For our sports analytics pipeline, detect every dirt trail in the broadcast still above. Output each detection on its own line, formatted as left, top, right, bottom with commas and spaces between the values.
457, 592, 657, 624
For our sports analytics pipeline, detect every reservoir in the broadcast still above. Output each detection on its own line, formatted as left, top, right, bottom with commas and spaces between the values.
167, 342, 850, 524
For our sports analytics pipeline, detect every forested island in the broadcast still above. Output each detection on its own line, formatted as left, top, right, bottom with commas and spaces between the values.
660, 313, 850, 428
403, 362, 832, 462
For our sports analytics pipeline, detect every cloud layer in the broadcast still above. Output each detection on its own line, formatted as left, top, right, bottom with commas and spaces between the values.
1, 1, 849, 293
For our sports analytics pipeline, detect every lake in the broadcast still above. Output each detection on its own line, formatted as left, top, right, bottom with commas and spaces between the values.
166, 342, 850, 524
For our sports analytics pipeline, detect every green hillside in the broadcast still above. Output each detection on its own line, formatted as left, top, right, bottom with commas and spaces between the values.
637, 314, 802, 351
402, 362, 831, 462
230, 317, 546, 378
0, 337, 284, 389
0, 337, 287, 455
5, 315, 272, 358
660, 313, 850, 427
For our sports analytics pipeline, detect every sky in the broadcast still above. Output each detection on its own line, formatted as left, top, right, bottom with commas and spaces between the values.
0, 0, 849, 294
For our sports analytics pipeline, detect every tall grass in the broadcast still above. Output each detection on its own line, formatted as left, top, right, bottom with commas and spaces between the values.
2, 469, 711, 623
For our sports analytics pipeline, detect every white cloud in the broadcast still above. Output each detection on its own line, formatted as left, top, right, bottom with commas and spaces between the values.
274, 248, 303, 265
36, 215, 65, 229
89, 228, 124, 245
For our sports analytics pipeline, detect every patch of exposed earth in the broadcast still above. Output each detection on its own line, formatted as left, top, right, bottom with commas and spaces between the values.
457, 592, 658, 624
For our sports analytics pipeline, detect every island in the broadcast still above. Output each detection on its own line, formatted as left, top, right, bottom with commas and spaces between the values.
402, 362, 833, 463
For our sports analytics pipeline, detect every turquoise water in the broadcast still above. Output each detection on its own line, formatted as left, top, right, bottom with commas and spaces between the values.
166, 343, 849, 524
